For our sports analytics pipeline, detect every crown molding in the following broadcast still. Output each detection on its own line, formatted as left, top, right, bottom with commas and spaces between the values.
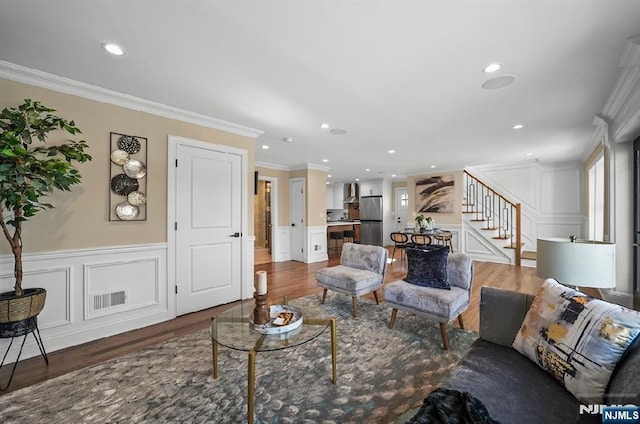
618, 34, 640, 68
254, 161, 290, 171
600, 36, 640, 141
290, 162, 331, 172
0, 61, 264, 139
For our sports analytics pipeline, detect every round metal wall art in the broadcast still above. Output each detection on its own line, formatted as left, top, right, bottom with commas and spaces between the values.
115, 202, 140, 220
117, 135, 141, 154
127, 191, 146, 206
110, 149, 130, 165
123, 159, 147, 179
111, 174, 139, 196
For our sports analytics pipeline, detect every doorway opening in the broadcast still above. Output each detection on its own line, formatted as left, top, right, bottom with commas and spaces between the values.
255, 179, 272, 265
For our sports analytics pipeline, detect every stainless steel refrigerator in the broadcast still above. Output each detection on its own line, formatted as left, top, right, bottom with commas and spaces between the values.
359, 195, 383, 246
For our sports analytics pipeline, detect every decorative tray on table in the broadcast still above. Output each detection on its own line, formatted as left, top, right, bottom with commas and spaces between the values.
249, 304, 303, 335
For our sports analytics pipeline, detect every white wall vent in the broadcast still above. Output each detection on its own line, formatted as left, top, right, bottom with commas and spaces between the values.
92, 290, 127, 311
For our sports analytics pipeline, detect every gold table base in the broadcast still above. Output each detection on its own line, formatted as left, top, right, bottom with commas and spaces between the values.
211, 316, 337, 424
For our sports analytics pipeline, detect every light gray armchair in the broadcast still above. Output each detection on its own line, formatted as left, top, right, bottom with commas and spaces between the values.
316, 243, 388, 317
384, 253, 474, 349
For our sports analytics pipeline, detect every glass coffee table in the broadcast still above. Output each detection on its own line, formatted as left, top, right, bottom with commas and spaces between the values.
209, 297, 337, 424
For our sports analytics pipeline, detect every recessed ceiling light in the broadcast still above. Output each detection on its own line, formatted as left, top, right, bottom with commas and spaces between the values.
330, 128, 348, 135
327, 174, 332, 178
102, 43, 125, 56
261, 145, 269, 149
430, 165, 436, 168
388, 149, 395, 154
365, 168, 370, 172
391, 174, 396, 177
322, 159, 328, 163
283, 137, 293, 143
513, 124, 524, 130
326, 181, 330, 185
320, 123, 329, 129
355, 178, 360, 181
482, 75, 515, 90
483, 63, 501, 73
526, 152, 534, 156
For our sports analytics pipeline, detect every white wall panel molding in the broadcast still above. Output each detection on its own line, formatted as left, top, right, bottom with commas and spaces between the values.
83, 257, 160, 320
0, 244, 168, 363
306, 226, 328, 263
0, 61, 263, 139
462, 224, 511, 264
0, 266, 72, 330
274, 226, 291, 262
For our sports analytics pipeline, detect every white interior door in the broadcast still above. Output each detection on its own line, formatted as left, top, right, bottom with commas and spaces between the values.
175, 143, 242, 315
290, 178, 305, 262
395, 187, 408, 230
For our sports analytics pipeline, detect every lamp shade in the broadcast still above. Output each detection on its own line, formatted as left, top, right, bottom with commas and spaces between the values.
536, 238, 616, 289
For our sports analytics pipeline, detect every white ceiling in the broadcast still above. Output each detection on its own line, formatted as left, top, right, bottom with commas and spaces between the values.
2, 1, 640, 182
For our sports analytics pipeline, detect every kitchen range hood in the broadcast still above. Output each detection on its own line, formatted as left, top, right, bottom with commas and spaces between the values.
343, 183, 360, 203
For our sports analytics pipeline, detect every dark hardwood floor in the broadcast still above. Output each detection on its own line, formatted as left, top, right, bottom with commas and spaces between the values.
1, 248, 548, 396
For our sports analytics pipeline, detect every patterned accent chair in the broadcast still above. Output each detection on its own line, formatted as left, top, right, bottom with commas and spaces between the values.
384, 253, 474, 349
316, 243, 388, 317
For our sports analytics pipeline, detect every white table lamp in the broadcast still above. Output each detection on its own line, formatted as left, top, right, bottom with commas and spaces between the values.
536, 237, 616, 289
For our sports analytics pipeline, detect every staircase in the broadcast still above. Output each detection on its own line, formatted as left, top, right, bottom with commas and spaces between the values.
463, 171, 531, 267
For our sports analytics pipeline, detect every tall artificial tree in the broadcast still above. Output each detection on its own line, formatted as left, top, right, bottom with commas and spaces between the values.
0, 99, 91, 296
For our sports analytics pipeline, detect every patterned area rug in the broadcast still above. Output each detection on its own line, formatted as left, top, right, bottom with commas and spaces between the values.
0, 293, 476, 423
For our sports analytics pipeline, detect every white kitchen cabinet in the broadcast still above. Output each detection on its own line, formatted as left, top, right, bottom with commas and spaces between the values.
360, 182, 382, 196
326, 184, 334, 209
326, 184, 344, 209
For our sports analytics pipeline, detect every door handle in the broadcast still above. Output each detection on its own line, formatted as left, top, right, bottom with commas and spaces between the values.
229, 232, 241, 238
291, 223, 295, 227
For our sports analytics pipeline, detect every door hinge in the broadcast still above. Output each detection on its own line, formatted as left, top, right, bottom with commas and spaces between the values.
175, 159, 178, 167
175, 222, 177, 230
175, 285, 178, 294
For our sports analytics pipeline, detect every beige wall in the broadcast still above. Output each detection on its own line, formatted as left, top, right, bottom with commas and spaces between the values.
288, 168, 327, 227
406, 171, 463, 225
0, 78, 255, 254
307, 169, 327, 226
255, 166, 290, 227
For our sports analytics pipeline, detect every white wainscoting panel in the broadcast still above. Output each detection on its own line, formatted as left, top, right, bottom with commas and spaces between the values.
463, 225, 512, 264
0, 243, 168, 363
306, 226, 328, 263
0, 267, 71, 330
84, 258, 160, 320
274, 226, 291, 262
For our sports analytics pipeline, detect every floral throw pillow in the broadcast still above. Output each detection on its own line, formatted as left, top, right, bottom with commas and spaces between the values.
512, 278, 640, 403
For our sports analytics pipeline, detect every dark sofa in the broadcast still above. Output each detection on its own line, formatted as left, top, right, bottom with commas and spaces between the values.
405, 286, 640, 423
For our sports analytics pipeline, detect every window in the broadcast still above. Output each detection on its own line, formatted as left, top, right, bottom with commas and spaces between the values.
588, 151, 606, 241
400, 192, 408, 206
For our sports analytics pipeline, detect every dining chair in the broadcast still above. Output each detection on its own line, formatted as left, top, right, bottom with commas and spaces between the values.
390, 232, 410, 265
434, 230, 454, 253
410, 233, 432, 247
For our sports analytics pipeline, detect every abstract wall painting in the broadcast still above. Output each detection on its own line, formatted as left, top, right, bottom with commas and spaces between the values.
415, 174, 455, 213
